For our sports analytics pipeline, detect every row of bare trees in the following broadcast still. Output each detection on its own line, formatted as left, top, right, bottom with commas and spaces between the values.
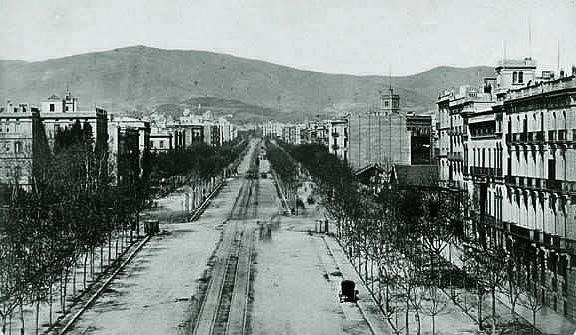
285, 143, 543, 335
264, 140, 300, 212
0, 126, 246, 334
0, 121, 149, 335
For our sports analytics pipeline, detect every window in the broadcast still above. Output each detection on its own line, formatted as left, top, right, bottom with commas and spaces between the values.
50, 103, 55, 112
513, 71, 518, 83
518, 71, 524, 83
14, 141, 22, 153
159, 141, 164, 148
384, 101, 390, 108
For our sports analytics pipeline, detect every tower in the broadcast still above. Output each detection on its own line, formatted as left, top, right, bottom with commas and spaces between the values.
62, 88, 78, 113
377, 88, 400, 116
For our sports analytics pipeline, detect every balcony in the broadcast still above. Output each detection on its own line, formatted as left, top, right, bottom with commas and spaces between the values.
506, 131, 545, 145
469, 166, 502, 177
546, 179, 562, 191
507, 176, 576, 193
447, 152, 463, 161
546, 179, 576, 193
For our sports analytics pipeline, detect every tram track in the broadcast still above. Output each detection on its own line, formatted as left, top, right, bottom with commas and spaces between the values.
192, 140, 260, 335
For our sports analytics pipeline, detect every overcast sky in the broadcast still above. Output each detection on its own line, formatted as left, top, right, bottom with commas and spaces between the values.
1, 0, 575, 75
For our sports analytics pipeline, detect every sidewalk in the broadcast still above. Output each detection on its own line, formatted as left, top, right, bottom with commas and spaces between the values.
322, 235, 396, 335
442, 243, 576, 335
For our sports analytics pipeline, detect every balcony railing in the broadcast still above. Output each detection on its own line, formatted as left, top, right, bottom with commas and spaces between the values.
505, 176, 576, 193
447, 152, 463, 161
546, 179, 562, 191
470, 166, 502, 177
506, 131, 545, 144
506, 77, 576, 100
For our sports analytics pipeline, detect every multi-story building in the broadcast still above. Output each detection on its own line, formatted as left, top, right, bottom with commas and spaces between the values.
150, 121, 173, 152
348, 89, 432, 171
280, 123, 304, 145
169, 111, 238, 148
108, 116, 151, 184
0, 105, 42, 187
437, 57, 576, 319
40, 90, 108, 150
0, 91, 109, 188
328, 119, 348, 161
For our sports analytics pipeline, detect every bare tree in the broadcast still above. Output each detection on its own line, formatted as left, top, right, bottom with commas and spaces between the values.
521, 283, 544, 335
423, 285, 448, 335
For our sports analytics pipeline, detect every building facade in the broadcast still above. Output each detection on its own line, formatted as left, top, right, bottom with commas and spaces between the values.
328, 119, 349, 161
0, 91, 109, 187
348, 89, 431, 171
437, 58, 576, 319
0, 105, 41, 187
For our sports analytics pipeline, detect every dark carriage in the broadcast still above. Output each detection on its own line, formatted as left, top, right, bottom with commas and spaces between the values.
339, 280, 358, 303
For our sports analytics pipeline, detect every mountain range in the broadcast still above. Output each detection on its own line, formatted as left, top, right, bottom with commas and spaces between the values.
0, 46, 494, 122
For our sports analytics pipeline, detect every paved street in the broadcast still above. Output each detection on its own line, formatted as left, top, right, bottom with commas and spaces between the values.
59, 141, 390, 335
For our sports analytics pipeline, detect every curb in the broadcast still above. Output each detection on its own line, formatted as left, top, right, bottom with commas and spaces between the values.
190, 181, 225, 222
58, 235, 151, 335
322, 236, 386, 335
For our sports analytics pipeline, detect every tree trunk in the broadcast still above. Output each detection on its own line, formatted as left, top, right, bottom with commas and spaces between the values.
108, 234, 112, 267
532, 311, 536, 335
492, 289, 497, 335
406, 295, 410, 335
136, 211, 140, 237
100, 245, 104, 273
511, 302, 517, 335
90, 248, 95, 280
60, 278, 64, 313
19, 301, 23, 335
478, 294, 483, 331
74, 259, 80, 295
62, 270, 69, 314
49, 284, 53, 325
432, 313, 436, 335
35, 300, 39, 335
83, 252, 88, 289
415, 312, 421, 335
115, 231, 119, 259
386, 278, 390, 312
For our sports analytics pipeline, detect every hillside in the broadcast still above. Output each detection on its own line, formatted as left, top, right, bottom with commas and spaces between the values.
0, 46, 494, 121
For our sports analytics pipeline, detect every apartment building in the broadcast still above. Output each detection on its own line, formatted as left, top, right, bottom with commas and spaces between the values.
328, 119, 348, 161
0, 91, 109, 187
437, 58, 576, 319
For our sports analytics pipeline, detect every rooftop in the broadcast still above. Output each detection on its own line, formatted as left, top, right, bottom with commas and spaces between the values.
505, 75, 576, 101
496, 58, 537, 69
